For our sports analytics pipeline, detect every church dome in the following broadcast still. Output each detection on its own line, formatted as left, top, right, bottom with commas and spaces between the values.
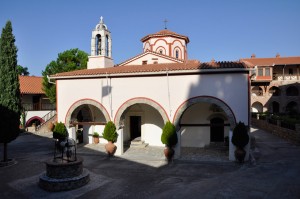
141, 29, 189, 43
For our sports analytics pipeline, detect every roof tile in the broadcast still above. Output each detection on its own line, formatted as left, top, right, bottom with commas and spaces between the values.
51, 60, 246, 78
19, 76, 44, 94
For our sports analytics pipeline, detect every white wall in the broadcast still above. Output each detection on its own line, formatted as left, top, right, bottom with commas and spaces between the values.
56, 73, 249, 146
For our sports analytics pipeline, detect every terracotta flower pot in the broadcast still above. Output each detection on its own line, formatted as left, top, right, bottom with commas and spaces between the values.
105, 141, 117, 157
235, 147, 246, 163
164, 147, 174, 163
93, 137, 99, 144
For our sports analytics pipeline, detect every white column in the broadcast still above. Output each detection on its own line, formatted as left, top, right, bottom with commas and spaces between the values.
115, 128, 123, 156
229, 130, 235, 161
68, 127, 76, 140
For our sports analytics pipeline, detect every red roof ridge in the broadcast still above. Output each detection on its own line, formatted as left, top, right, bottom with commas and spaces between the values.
141, 29, 189, 43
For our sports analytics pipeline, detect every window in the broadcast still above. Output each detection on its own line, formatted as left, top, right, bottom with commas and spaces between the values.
159, 50, 163, 54
265, 68, 270, 76
175, 50, 179, 59
142, 61, 147, 65
289, 68, 293, 75
258, 68, 263, 76
153, 61, 158, 64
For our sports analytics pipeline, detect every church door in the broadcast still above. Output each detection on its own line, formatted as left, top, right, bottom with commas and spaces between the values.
130, 116, 141, 140
210, 118, 224, 142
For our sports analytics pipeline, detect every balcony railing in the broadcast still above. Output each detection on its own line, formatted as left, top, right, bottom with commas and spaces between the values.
22, 103, 56, 111
274, 75, 298, 81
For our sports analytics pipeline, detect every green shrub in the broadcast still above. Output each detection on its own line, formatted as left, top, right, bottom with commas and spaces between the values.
102, 121, 118, 142
231, 121, 249, 148
93, 132, 99, 138
53, 122, 68, 140
161, 121, 178, 147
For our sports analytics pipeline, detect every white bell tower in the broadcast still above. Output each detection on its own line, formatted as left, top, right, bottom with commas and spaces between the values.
87, 17, 114, 69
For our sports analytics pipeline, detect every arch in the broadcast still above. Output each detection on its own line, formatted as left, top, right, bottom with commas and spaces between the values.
96, 34, 102, 55
114, 97, 169, 129
65, 99, 110, 127
173, 47, 182, 59
251, 86, 263, 96
26, 116, 44, 127
173, 96, 236, 130
251, 101, 263, 113
155, 46, 166, 55
270, 101, 280, 113
105, 35, 109, 56
269, 86, 280, 96
286, 86, 299, 96
286, 101, 298, 114
143, 41, 151, 52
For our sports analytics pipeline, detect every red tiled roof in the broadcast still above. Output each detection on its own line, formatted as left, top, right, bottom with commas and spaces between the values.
19, 76, 44, 94
141, 29, 190, 43
240, 56, 300, 67
51, 60, 246, 78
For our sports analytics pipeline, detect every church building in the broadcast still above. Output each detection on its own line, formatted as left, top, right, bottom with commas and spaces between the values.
49, 17, 250, 160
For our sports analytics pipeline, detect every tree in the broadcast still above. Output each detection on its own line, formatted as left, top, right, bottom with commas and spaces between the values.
0, 21, 21, 162
17, 65, 30, 76
42, 48, 88, 103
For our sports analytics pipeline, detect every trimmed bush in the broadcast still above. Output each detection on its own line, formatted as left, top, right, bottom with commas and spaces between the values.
102, 121, 118, 143
93, 132, 99, 138
231, 121, 249, 148
161, 121, 178, 147
53, 122, 68, 140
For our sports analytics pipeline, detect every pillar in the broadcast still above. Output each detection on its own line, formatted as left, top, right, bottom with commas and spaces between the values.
174, 130, 182, 159
115, 128, 123, 156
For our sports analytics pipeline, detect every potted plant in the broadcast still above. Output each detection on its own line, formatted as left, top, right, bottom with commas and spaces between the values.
93, 132, 100, 144
102, 121, 118, 157
231, 121, 249, 163
53, 122, 68, 141
161, 121, 178, 163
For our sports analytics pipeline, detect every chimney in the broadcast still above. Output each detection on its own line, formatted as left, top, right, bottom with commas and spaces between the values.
276, 53, 280, 58
251, 54, 256, 58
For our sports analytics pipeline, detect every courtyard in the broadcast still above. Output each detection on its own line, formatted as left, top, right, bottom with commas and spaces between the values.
0, 127, 300, 198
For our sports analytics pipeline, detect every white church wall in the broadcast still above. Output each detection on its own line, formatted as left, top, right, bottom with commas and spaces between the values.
124, 54, 177, 65
56, 72, 249, 134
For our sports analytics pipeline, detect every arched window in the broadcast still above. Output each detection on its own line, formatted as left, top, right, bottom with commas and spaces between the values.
251, 102, 263, 113
271, 101, 280, 113
175, 50, 179, 59
286, 86, 299, 96
105, 35, 109, 56
159, 50, 163, 54
251, 86, 263, 96
96, 34, 101, 55
269, 86, 280, 96
286, 101, 298, 114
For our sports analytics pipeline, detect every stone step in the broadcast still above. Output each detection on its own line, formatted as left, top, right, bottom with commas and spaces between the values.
130, 137, 149, 148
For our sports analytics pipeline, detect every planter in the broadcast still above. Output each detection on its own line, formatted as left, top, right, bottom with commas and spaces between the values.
164, 147, 174, 163
105, 141, 117, 157
235, 147, 246, 163
93, 137, 99, 144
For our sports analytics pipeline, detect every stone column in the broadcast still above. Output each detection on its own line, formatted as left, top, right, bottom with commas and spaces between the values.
115, 128, 123, 156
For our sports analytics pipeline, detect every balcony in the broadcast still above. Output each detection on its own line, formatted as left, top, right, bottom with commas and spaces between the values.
22, 103, 56, 111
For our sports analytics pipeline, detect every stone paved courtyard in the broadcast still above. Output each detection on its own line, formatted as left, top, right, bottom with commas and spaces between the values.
1, 127, 300, 198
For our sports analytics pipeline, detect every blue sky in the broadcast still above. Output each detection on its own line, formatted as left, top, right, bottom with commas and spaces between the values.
1, 0, 299, 76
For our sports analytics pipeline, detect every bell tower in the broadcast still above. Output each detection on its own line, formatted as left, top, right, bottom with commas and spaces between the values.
87, 17, 114, 69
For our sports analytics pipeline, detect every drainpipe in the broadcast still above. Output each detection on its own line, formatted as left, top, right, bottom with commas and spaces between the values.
47, 75, 56, 84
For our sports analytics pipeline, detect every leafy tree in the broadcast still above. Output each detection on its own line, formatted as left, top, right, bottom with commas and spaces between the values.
42, 48, 88, 103
17, 65, 30, 76
0, 21, 21, 162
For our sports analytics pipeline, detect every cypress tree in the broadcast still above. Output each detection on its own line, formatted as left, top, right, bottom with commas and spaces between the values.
0, 21, 21, 162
